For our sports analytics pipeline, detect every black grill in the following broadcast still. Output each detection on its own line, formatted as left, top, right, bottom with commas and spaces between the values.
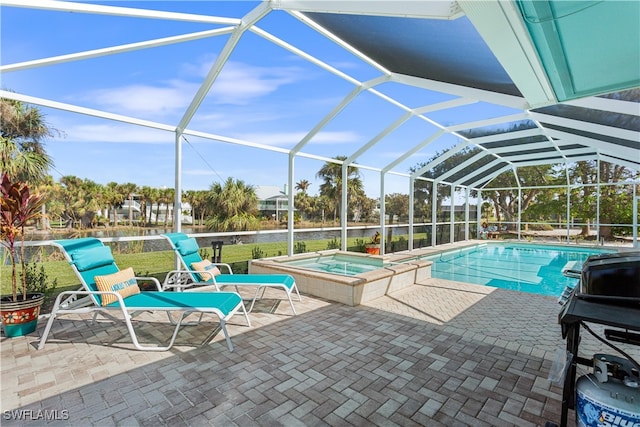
578, 252, 640, 305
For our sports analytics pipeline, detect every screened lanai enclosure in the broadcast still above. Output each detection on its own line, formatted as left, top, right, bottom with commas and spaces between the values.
1, 0, 639, 253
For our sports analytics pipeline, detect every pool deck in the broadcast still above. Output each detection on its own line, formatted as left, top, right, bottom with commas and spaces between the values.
2, 273, 638, 425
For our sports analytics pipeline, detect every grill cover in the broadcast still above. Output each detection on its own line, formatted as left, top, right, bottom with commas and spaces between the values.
580, 252, 640, 303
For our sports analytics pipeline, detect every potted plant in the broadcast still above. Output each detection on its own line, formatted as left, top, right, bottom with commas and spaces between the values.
365, 231, 381, 255
1, 173, 46, 337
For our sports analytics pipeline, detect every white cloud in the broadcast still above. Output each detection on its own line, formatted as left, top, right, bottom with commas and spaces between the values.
212, 62, 301, 105
183, 57, 305, 105
84, 80, 199, 116
78, 59, 306, 118
60, 123, 173, 144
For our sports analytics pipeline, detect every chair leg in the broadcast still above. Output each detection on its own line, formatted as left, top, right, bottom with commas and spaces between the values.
219, 320, 234, 352
124, 310, 189, 352
246, 287, 263, 313
240, 300, 251, 328
166, 311, 204, 326
38, 296, 63, 350
286, 290, 297, 315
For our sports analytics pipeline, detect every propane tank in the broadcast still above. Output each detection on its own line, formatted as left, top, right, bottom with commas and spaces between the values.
575, 354, 640, 427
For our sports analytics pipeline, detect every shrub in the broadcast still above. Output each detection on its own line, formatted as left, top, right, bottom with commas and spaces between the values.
294, 241, 307, 254
353, 238, 367, 253
326, 238, 340, 250
22, 262, 58, 311
251, 246, 265, 259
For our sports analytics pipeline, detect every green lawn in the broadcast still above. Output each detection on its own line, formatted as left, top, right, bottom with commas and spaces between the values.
2, 235, 408, 294
1, 230, 429, 312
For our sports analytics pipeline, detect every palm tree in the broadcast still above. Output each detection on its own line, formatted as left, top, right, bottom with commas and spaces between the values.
138, 186, 154, 226
118, 182, 138, 226
295, 179, 311, 194
153, 187, 162, 226
0, 97, 56, 183
206, 178, 260, 231
159, 187, 174, 228
316, 155, 364, 221
184, 190, 209, 225
104, 182, 124, 227
294, 192, 312, 220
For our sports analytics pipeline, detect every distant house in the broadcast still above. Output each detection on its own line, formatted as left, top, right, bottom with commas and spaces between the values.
255, 185, 289, 221
114, 195, 193, 225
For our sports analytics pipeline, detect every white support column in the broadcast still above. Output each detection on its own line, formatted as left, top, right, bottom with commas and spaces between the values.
431, 182, 438, 247
476, 190, 482, 239
464, 187, 470, 241
450, 185, 455, 243
566, 188, 572, 242
566, 165, 571, 242
517, 187, 522, 241
174, 132, 182, 233
379, 173, 385, 254
287, 154, 295, 256
596, 158, 601, 244
173, 131, 183, 271
408, 177, 415, 251
341, 163, 348, 251
633, 189, 638, 249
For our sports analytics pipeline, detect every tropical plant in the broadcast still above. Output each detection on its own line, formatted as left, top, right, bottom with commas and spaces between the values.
159, 187, 174, 227
316, 155, 365, 221
184, 189, 210, 225
0, 97, 56, 183
57, 176, 103, 228
385, 193, 409, 224
119, 182, 138, 226
294, 241, 307, 254
206, 178, 260, 232
0, 173, 46, 301
251, 246, 265, 259
326, 238, 341, 250
295, 179, 311, 193
22, 261, 58, 308
567, 160, 638, 237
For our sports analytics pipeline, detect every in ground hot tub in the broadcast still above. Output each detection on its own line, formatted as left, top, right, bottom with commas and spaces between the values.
249, 250, 431, 306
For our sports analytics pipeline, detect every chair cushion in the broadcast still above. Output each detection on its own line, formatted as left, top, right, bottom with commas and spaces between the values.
175, 238, 199, 256
72, 246, 114, 271
94, 267, 140, 306
191, 260, 221, 281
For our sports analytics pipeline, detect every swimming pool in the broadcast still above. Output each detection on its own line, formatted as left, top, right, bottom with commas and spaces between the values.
283, 253, 388, 276
250, 251, 430, 306
421, 243, 615, 297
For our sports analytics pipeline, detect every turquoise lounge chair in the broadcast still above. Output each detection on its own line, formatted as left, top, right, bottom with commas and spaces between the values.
162, 233, 300, 315
39, 238, 250, 352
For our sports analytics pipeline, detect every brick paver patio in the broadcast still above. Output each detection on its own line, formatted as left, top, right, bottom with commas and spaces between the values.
2, 278, 635, 426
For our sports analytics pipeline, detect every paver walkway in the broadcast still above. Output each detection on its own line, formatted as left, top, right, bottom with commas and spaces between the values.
2, 279, 636, 426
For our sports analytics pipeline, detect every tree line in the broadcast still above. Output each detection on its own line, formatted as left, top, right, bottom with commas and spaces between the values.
2, 96, 638, 238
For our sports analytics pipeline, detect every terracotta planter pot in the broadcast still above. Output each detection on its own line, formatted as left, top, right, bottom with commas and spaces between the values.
365, 244, 380, 255
1, 293, 44, 338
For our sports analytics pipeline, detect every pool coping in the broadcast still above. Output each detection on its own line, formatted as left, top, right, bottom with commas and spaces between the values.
249, 250, 432, 306
250, 240, 630, 306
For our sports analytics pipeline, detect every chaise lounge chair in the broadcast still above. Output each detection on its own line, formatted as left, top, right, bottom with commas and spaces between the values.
39, 238, 250, 352
162, 233, 300, 315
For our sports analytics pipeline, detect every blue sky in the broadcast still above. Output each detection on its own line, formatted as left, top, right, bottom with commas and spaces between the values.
1, 1, 518, 197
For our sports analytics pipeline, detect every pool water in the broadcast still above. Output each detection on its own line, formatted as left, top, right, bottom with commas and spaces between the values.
423, 243, 615, 297
284, 254, 386, 276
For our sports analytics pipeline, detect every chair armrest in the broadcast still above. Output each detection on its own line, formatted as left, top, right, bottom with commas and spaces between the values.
162, 270, 220, 291
212, 263, 233, 274
134, 276, 162, 291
